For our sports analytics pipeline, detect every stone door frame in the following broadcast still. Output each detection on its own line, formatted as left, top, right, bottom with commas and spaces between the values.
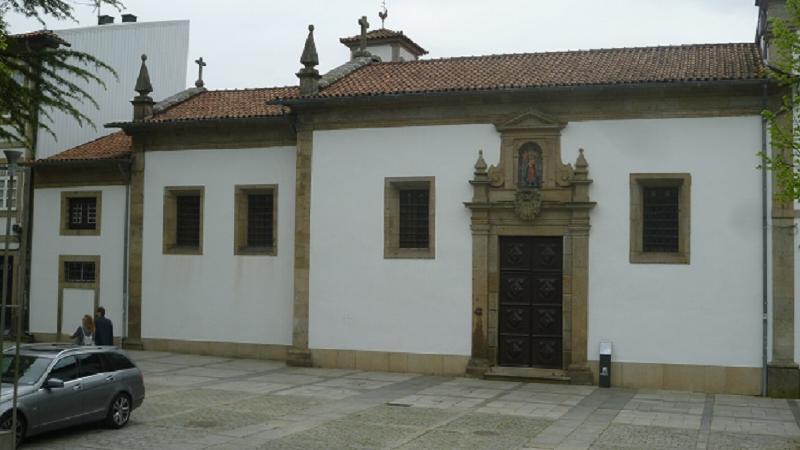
465, 110, 595, 383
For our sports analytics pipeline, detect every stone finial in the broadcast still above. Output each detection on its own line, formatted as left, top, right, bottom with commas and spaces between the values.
297, 25, 321, 96
132, 54, 154, 121
576, 148, 589, 169
473, 150, 489, 186
474, 150, 487, 173
194, 57, 207, 88
134, 54, 153, 98
300, 25, 319, 68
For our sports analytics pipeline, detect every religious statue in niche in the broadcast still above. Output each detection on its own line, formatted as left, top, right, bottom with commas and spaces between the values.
518, 143, 543, 188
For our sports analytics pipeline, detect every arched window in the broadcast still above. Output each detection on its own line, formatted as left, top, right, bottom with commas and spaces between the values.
518, 143, 543, 188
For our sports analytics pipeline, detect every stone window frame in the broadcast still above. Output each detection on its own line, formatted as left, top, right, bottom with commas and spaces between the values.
629, 173, 691, 264
234, 184, 278, 256
59, 190, 102, 236
384, 176, 435, 259
163, 186, 204, 256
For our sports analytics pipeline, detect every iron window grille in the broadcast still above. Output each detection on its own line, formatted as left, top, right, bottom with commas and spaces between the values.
64, 261, 96, 283
642, 186, 680, 253
247, 193, 273, 249
399, 188, 430, 249
175, 195, 201, 248
68, 197, 97, 230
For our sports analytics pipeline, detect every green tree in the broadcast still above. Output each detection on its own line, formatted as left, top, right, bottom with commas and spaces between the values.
762, 0, 800, 201
0, 0, 122, 154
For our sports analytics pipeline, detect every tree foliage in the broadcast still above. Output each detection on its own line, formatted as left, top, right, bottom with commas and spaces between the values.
762, 0, 800, 201
0, 0, 123, 154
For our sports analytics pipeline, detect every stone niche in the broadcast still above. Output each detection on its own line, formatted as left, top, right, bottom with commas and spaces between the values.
465, 110, 595, 383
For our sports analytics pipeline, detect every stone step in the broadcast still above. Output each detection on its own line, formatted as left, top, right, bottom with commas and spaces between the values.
484, 366, 572, 384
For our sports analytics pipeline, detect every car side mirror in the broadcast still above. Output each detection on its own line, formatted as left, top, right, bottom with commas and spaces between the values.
44, 378, 64, 389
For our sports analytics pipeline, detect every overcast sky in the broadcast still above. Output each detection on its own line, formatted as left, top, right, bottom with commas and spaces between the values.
7, 0, 760, 89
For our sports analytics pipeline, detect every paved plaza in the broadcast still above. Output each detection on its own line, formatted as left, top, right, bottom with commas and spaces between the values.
25, 351, 800, 449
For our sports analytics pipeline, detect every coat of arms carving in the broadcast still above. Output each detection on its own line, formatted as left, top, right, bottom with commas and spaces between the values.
514, 189, 543, 222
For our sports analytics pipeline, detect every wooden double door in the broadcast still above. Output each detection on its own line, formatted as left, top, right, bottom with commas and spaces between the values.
498, 237, 563, 368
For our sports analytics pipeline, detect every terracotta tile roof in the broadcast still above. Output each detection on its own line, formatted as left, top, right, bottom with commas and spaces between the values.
50, 87, 298, 161
39, 131, 131, 163
145, 86, 299, 123
315, 43, 764, 98
340, 28, 428, 55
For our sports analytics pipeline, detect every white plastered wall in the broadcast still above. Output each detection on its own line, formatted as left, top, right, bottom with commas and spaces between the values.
141, 147, 295, 345
397, 46, 417, 62
364, 44, 393, 62
30, 185, 127, 336
561, 116, 764, 367
309, 125, 501, 356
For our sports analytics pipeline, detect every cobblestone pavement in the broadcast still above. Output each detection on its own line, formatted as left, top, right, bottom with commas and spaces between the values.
25, 351, 800, 449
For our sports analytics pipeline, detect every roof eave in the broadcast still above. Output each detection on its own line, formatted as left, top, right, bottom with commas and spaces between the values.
106, 115, 290, 131
32, 157, 131, 167
274, 78, 772, 107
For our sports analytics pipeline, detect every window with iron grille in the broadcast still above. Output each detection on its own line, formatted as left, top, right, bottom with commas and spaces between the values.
629, 174, 690, 264
399, 189, 429, 249
64, 261, 96, 283
60, 191, 102, 236
163, 187, 203, 254
642, 186, 679, 252
234, 185, 277, 255
175, 195, 201, 247
385, 177, 435, 259
68, 197, 97, 230
247, 193, 273, 248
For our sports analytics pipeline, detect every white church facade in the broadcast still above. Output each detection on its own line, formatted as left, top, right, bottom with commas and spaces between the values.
27, 0, 800, 397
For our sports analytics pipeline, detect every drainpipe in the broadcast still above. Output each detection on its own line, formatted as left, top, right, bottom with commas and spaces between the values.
761, 81, 769, 397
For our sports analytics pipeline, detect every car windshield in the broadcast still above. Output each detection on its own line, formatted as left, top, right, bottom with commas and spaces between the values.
0, 354, 53, 385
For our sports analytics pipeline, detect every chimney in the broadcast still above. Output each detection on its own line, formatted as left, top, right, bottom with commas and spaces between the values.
296, 25, 321, 96
131, 54, 154, 121
121, 14, 137, 23
98, 15, 114, 25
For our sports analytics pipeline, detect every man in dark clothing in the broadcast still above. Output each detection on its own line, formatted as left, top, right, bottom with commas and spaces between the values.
94, 306, 114, 346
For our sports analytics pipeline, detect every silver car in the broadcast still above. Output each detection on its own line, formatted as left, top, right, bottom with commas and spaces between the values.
0, 344, 145, 445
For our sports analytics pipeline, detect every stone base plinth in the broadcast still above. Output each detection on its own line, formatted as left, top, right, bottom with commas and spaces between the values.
768, 363, 800, 398
287, 348, 313, 367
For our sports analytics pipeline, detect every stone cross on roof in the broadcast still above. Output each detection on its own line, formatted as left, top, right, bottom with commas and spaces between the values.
194, 57, 206, 88
353, 16, 371, 58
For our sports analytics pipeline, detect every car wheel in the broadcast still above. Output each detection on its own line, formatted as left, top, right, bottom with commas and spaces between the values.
106, 393, 132, 429
0, 411, 26, 446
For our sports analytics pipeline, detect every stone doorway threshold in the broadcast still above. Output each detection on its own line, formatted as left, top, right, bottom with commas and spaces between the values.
485, 365, 571, 383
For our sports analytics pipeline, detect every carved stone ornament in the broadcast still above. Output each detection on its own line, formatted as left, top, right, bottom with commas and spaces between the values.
488, 165, 504, 187
513, 189, 543, 222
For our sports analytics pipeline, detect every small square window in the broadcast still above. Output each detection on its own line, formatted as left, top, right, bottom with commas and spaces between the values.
59, 255, 100, 287
385, 177, 435, 259
234, 185, 277, 255
64, 261, 96, 283
68, 198, 97, 230
163, 187, 204, 255
60, 191, 102, 236
630, 174, 690, 264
